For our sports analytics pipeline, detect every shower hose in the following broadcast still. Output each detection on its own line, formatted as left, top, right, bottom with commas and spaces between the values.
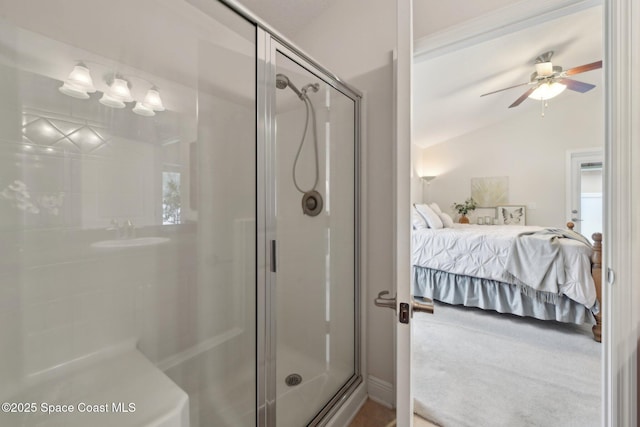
292, 94, 319, 194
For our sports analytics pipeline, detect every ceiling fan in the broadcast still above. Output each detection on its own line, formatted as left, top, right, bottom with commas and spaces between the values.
480, 51, 603, 108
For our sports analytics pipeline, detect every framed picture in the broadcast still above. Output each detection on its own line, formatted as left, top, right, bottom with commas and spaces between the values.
471, 176, 509, 207
496, 205, 526, 225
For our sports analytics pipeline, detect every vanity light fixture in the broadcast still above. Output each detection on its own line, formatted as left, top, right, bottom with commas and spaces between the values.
58, 62, 166, 116
59, 62, 96, 99
132, 101, 155, 117
99, 76, 133, 108
99, 92, 126, 108
142, 87, 165, 111
107, 76, 134, 102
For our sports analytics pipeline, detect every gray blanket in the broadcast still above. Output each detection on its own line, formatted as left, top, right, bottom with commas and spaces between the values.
504, 228, 592, 296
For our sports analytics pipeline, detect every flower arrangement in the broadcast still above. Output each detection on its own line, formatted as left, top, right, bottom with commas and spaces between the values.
452, 197, 477, 215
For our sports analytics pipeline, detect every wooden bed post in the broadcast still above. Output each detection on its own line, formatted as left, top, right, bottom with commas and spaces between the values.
567, 222, 603, 342
591, 233, 603, 342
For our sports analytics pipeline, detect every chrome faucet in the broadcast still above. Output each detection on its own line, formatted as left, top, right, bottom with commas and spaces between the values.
107, 219, 122, 239
123, 219, 135, 238
107, 219, 135, 239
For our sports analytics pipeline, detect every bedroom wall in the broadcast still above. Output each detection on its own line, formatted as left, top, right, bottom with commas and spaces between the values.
417, 86, 604, 227
291, 0, 398, 404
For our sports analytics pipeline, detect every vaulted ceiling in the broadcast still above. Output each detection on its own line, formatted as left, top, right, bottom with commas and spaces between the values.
412, 4, 603, 148
235, 0, 603, 149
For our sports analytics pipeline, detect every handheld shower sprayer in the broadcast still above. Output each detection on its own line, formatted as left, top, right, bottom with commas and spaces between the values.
276, 73, 319, 100
275, 73, 323, 216
301, 83, 320, 97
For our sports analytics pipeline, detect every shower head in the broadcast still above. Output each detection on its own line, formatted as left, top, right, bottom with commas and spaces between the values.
301, 83, 320, 96
276, 73, 304, 99
275, 73, 289, 90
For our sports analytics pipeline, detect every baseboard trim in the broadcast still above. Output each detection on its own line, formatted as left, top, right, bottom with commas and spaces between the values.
367, 375, 394, 408
325, 382, 367, 427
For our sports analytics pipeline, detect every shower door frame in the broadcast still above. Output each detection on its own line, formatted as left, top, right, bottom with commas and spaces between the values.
254, 21, 363, 427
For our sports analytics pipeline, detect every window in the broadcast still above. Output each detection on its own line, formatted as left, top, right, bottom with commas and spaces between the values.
162, 171, 181, 224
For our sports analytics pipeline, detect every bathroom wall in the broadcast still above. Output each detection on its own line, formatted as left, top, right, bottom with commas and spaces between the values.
291, 0, 398, 402
0, 67, 197, 385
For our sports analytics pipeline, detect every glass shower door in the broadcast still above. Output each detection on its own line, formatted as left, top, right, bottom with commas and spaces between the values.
0, 1, 256, 426
270, 48, 359, 426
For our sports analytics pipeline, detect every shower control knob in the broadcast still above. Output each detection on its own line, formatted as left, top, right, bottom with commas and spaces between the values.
306, 198, 317, 210
301, 190, 323, 217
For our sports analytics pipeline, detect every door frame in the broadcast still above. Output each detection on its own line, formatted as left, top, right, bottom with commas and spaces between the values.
565, 148, 604, 234
399, 0, 639, 426
394, 1, 414, 426
254, 22, 365, 427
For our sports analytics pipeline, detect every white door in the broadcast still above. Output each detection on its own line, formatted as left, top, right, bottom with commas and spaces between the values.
394, 1, 420, 426
567, 149, 603, 241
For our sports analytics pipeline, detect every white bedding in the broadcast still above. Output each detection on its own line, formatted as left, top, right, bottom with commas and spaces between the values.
412, 224, 596, 308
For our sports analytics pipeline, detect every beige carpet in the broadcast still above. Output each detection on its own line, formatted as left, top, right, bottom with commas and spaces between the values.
413, 302, 601, 427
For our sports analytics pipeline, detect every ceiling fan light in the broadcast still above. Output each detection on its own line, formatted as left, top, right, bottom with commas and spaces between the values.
67, 63, 96, 93
528, 81, 567, 101
143, 88, 165, 111
535, 62, 554, 77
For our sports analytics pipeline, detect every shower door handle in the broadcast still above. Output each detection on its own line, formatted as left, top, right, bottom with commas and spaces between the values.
270, 240, 277, 273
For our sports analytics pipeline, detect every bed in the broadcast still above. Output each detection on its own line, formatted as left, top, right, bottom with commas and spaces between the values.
412, 204, 603, 342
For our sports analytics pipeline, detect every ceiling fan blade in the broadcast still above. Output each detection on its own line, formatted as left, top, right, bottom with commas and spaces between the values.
480, 81, 530, 97
508, 87, 536, 108
559, 78, 596, 93
564, 60, 602, 76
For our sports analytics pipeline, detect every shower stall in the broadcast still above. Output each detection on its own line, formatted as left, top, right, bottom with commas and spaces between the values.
0, 1, 361, 426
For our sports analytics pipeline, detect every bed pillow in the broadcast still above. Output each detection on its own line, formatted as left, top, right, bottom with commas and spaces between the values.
414, 203, 444, 229
429, 202, 442, 215
412, 207, 428, 229
438, 211, 455, 228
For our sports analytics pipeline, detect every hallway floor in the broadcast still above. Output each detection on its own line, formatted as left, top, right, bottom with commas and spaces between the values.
349, 399, 438, 427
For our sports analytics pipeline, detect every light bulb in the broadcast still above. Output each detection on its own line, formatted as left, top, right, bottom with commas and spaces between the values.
143, 88, 165, 111
132, 101, 155, 117
108, 77, 133, 102
67, 63, 96, 93
528, 81, 567, 101
59, 82, 90, 99
99, 92, 126, 108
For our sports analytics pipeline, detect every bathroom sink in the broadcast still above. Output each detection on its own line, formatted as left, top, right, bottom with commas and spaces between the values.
91, 237, 170, 248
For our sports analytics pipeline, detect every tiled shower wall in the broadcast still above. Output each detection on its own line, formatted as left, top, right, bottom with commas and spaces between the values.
0, 68, 253, 404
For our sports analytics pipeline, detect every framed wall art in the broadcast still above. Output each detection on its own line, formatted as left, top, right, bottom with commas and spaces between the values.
471, 176, 509, 207
496, 205, 526, 225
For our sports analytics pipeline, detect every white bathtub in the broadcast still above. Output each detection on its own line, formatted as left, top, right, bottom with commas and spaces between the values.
0, 342, 189, 427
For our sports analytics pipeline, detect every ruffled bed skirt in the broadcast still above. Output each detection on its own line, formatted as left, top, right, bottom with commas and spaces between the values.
413, 267, 596, 325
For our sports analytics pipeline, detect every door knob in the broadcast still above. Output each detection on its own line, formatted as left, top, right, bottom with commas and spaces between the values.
374, 290, 396, 310
412, 297, 434, 315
